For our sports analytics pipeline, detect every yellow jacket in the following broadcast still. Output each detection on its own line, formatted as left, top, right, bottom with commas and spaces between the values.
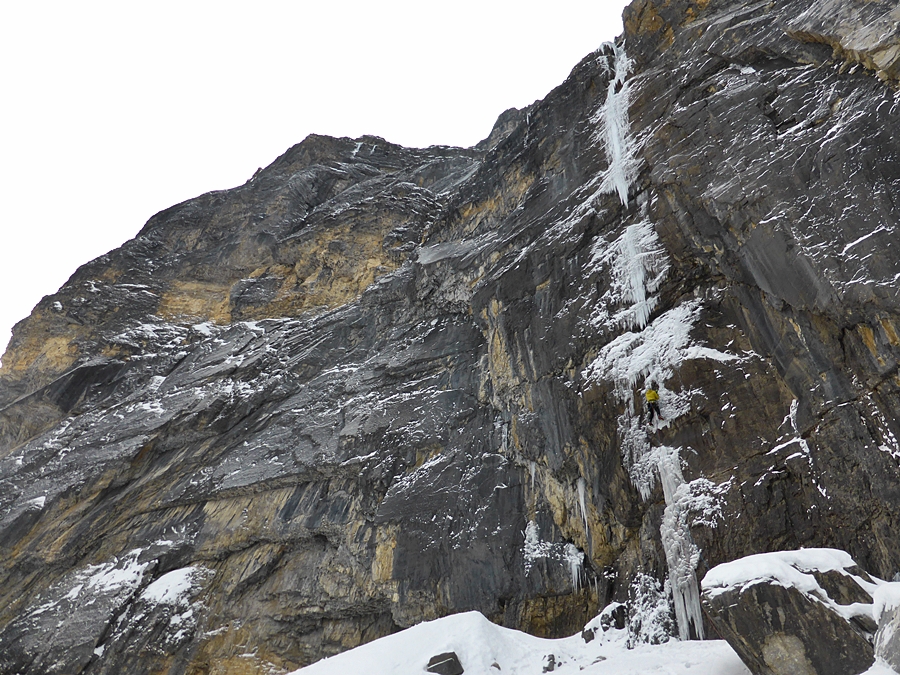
645, 389, 659, 402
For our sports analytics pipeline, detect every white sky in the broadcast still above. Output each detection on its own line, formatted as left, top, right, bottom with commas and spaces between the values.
0, 1, 627, 356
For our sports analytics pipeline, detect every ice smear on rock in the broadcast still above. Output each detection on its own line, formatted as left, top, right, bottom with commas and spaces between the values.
586, 300, 739, 399
875, 583, 900, 623
523, 520, 584, 591
523, 520, 554, 575
590, 220, 669, 331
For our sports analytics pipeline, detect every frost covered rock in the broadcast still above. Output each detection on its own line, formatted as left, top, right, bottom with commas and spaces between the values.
626, 573, 676, 648
874, 584, 900, 673
582, 602, 627, 643
0, 550, 151, 675
701, 549, 878, 675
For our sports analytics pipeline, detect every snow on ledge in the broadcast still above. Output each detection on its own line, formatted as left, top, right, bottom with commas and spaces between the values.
701, 548, 884, 624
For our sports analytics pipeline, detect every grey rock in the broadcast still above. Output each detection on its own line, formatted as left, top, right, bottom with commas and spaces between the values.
427, 651, 464, 675
702, 553, 877, 675
704, 583, 874, 675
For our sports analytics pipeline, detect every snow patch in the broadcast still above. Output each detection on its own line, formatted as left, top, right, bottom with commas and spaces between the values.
191, 322, 216, 337
84, 551, 150, 595
24, 495, 46, 510
140, 567, 202, 606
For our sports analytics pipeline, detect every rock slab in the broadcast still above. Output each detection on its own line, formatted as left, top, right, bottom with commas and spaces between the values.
702, 549, 877, 675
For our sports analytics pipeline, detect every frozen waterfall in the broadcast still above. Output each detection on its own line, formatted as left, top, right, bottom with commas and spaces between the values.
595, 42, 638, 206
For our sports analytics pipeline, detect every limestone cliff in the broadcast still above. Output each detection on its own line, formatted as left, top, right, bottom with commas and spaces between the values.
2, 0, 900, 672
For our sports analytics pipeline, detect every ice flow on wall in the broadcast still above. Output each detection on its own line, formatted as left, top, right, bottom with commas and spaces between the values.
583, 177, 739, 640
586, 302, 715, 640
595, 42, 638, 206
590, 219, 669, 332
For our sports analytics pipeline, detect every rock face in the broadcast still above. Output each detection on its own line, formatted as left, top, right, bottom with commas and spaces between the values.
701, 549, 879, 675
3, 0, 900, 672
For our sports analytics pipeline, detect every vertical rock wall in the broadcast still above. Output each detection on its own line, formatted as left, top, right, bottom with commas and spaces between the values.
2, 0, 900, 672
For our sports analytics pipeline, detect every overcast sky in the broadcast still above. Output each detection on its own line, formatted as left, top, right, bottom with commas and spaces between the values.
0, 1, 628, 357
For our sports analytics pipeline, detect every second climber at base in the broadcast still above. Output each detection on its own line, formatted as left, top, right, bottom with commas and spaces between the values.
646, 382, 663, 425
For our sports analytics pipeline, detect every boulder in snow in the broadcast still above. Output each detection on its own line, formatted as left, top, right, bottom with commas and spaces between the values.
427, 651, 464, 675
701, 548, 878, 675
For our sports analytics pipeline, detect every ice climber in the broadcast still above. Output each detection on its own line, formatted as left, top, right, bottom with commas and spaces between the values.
646, 382, 662, 424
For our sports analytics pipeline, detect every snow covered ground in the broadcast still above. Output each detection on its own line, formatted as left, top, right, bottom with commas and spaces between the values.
290, 610, 750, 675
289, 606, 900, 675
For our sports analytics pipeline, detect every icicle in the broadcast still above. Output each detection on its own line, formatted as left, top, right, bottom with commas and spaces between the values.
576, 477, 589, 532
656, 452, 705, 640
565, 544, 584, 592
530, 461, 536, 490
